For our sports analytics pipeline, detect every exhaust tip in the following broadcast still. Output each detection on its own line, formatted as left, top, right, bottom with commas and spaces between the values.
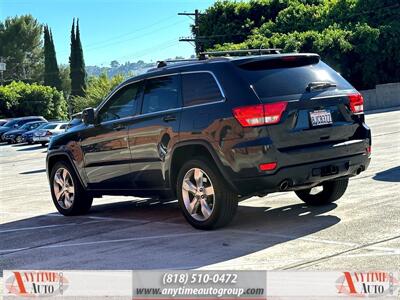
356, 166, 365, 175
279, 179, 290, 191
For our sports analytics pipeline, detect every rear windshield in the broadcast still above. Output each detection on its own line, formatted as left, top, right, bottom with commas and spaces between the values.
43, 124, 57, 129
238, 61, 352, 101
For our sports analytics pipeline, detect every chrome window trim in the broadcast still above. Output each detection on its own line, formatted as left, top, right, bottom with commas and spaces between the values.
95, 70, 226, 125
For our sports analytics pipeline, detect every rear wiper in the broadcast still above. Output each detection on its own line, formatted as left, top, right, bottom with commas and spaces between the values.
306, 81, 337, 92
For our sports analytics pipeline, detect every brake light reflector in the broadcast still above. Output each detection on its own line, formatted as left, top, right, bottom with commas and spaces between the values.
259, 162, 277, 171
348, 93, 364, 114
233, 101, 288, 127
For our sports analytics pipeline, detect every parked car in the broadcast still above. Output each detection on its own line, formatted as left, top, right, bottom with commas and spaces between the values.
33, 122, 68, 146
0, 116, 47, 142
0, 119, 11, 127
21, 123, 50, 144
3, 121, 47, 144
65, 113, 82, 131
46, 52, 371, 229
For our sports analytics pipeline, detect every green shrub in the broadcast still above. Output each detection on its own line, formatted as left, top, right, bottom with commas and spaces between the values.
0, 81, 68, 119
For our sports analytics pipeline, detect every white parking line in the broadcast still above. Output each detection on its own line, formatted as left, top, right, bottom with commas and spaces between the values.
43, 232, 210, 248
0, 221, 101, 233
228, 229, 400, 253
0, 231, 210, 254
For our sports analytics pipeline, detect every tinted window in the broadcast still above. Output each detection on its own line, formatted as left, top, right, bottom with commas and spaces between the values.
43, 124, 57, 129
60, 124, 67, 129
239, 61, 353, 101
98, 82, 140, 122
182, 72, 223, 107
142, 76, 179, 114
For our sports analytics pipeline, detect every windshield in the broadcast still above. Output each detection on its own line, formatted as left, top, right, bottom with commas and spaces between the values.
35, 123, 48, 130
3, 119, 19, 127
43, 123, 58, 129
238, 61, 353, 101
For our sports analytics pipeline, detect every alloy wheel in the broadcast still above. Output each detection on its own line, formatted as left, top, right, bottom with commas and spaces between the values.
182, 168, 215, 221
53, 168, 75, 209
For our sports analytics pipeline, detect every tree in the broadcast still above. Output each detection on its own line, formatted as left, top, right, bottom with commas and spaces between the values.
69, 18, 86, 97
201, 0, 400, 90
0, 15, 43, 83
43, 25, 62, 90
0, 81, 67, 119
72, 73, 124, 113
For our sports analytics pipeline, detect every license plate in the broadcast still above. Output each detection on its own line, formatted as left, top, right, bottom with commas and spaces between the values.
310, 110, 332, 126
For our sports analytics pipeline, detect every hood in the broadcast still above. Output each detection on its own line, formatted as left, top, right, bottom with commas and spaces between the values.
0, 126, 13, 134
4, 129, 25, 135
23, 129, 37, 135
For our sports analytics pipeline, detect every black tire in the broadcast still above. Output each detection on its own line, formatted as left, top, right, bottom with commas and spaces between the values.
41, 142, 47, 147
50, 161, 93, 216
295, 178, 349, 206
176, 156, 238, 230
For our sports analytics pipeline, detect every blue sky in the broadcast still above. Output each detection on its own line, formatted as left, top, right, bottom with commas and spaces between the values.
1, 0, 216, 66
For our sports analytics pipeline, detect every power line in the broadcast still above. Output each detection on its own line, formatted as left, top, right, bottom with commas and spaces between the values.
178, 10, 204, 56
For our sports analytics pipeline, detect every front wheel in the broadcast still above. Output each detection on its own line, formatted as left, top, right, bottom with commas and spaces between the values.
50, 161, 93, 216
177, 157, 238, 230
295, 178, 349, 206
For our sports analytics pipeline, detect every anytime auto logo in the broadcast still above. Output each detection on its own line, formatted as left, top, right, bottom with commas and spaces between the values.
336, 271, 398, 297
5, 271, 69, 297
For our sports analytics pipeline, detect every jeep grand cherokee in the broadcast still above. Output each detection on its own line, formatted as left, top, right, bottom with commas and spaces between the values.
46, 52, 371, 229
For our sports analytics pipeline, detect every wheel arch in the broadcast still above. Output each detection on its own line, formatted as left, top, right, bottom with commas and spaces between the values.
168, 140, 237, 196
47, 151, 87, 188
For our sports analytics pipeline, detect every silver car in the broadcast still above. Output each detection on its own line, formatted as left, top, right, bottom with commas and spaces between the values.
33, 122, 68, 146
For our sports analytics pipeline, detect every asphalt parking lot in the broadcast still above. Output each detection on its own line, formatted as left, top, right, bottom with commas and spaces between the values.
0, 109, 399, 276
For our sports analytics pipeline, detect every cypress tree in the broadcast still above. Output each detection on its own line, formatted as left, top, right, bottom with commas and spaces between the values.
69, 18, 86, 97
43, 25, 61, 90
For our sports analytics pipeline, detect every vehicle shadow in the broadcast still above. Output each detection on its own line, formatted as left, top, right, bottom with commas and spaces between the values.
16, 145, 44, 151
373, 166, 400, 182
0, 198, 340, 271
20, 169, 46, 175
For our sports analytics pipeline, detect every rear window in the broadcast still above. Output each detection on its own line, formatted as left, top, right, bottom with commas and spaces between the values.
43, 124, 57, 129
238, 61, 352, 101
182, 72, 223, 107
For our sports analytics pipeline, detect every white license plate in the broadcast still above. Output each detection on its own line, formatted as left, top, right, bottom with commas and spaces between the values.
310, 110, 332, 126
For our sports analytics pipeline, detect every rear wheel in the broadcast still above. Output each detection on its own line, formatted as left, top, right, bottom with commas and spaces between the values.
177, 157, 238, 230
50, 161, 93, 216
15, 135, 23, 143
295, 178, 349, 206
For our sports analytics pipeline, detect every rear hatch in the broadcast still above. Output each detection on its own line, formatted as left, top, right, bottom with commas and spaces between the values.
234, 54, 367, 164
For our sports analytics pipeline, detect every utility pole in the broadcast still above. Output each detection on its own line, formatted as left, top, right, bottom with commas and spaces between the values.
178, 9, 203, 56
0, 57, 6, 86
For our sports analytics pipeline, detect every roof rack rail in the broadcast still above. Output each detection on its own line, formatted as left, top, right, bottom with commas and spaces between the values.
200, 48, 281, 57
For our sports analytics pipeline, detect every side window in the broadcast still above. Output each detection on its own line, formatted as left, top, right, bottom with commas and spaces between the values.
98, 82, 140, 123
182, 72, 223, 107
142, 75, 179, 114
60, 124, 67, 130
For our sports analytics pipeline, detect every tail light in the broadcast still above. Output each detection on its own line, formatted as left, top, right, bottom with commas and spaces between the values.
233, 101, 288, 127
259, 162, 277, 171
348, 93, 364, 114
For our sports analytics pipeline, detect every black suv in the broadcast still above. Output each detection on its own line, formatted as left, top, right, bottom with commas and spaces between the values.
46, 53, 371, 229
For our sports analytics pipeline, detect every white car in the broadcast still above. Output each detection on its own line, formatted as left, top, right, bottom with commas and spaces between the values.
33, 122, 68, 146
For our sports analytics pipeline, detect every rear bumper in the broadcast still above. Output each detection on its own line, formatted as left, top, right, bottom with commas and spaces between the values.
233, 153, 370, 195
33, 136, 51, 142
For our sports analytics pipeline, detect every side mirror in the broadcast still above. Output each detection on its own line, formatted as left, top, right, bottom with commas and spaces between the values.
82, 107, 96, 125
14, 124, 19, 128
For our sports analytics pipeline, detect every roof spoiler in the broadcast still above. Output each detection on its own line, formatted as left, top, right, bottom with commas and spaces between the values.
235, 53, 320, 70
